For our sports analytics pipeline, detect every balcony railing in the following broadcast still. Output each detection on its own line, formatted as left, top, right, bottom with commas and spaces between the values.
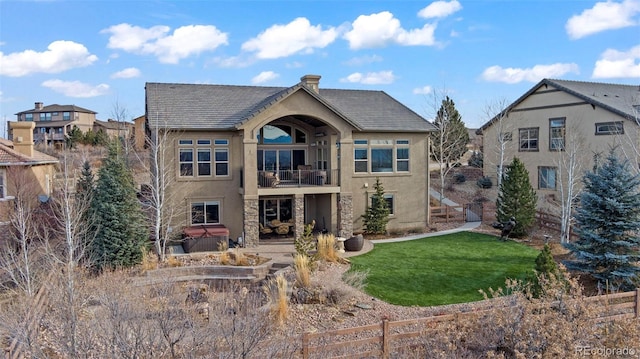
258, 169, 339, 188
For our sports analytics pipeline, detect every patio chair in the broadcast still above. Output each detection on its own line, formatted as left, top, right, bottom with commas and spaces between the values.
292, 165, 312, 184
259, 223, 273, 235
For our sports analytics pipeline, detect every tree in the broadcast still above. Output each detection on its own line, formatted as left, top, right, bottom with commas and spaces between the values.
361, 177, 390, 235
65, 125, 84, 149
89, 140, 148, 270
563, 147, 640, 291
481, 98, 515, 189
496, 157, 537, 238
429, 96, 469, 204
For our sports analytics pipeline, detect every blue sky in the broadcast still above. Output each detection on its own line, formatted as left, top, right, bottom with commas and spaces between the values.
1, 0, 638, 132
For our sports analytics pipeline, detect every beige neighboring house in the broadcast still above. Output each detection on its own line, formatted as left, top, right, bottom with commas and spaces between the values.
146, 75, 436, 247
93, 119, 134, 140
12, 102, 97, 148
0, 122, 59, 224
133, 115, 147, 151
477, 78, 639, 208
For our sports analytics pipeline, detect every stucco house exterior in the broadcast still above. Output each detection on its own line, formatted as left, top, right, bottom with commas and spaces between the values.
0, 121, 59, 225
477, 79, 639, 209
93, 119, 134, 141
145, 75, 435, 247
11, 102, 97, 148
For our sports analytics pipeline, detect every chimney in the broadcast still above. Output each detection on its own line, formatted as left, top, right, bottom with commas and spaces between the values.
10, 121, 35, 158
300, 74, 321, 94
35, 102, 44, 110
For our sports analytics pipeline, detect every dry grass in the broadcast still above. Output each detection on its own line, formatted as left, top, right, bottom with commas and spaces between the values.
219, 251, 231, 265
263, 274, 289, 326
166, 255, 182, 267
316, 233, 340, 263
140, 250, 158, 271
232, 248, 249, 266
293, 254, 311, 288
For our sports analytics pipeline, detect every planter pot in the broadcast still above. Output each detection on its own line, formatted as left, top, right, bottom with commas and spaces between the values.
344, 234, 364, 251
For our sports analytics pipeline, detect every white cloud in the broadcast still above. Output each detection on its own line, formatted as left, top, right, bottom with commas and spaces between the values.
343, 11, 437, 49
111, 67, 141, 79
340, 71, 396, 85
418, 0, 462, 19
592, 45, 640, 78
242, 17, 338, 59
566, 0, 640, 39
481, 63, 580, 84
102, 23, 229, 64
413, 85, 433, 94
212, 55, 255, 68
0, 40, 97, 77
42, 79, 110, 98
252, 71, 279, 84
344, 54, 383, 66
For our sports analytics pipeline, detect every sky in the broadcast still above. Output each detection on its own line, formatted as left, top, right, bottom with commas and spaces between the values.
0, 0, 639, 133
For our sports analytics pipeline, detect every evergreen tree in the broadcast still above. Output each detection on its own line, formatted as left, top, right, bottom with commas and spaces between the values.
362, 177, 390, 235
496, 157, 537, 237
66, 125, 84, 149
564, 148, 640, 291
76, 161, 95, 197
89, 141, 148, 270
429, 96, 469, 167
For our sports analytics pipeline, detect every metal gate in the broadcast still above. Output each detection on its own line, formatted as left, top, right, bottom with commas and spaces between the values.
464, 202, 483, 222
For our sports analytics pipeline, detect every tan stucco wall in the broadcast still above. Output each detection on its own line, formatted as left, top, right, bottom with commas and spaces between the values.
482, 86, 639, 209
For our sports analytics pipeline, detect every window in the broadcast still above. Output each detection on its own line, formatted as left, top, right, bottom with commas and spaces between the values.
25, 114, 33, 121
179, 138, 229, 177
353, 139, 410, 174
549, 118, 565, 151
519, 127, 539, 151
191, 201, 220, 224
39, 113, 52, 121
63, 112, 71, 121
0, 170, 5, 199
538, 166, 557, 189
371, 194, 394, 215
595, 122, 624, 135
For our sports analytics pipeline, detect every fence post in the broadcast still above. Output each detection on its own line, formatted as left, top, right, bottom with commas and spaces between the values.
302, 332, 309, 359
635, 288, 639, 319
382, 319, 390, 359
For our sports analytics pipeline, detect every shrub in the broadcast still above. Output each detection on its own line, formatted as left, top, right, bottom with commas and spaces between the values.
453, 172, 466, 184
468, 151, 483, 168
476, 176, 492, 189
262, 274, 289, 326
343, 269, 369, 291
316, 233, 340, 263
294, 220, 316, 258
293, 254, 311, 288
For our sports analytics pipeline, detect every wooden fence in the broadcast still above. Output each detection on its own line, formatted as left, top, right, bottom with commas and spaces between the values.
301, 289, 640, 359
430, 205, 465, 223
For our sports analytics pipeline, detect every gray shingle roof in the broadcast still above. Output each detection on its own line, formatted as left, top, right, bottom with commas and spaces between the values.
0, 139, 59, 166
145, 81, 434, 132
478, 79, 639, 133
15, 104, 96, 115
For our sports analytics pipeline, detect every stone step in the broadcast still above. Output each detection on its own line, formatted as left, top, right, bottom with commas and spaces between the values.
134, 274, 260, 287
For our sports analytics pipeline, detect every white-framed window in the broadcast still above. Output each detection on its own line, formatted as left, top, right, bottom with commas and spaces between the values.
519, 127, 539, 151
595, 122, 624, 135
353, 139, 410, 174
179, 138, 229, 178
63, 112, 71, 121
538, 166, 557, 189
549, 118, 565, 151
191, 200, 220, 225
39, 113, 52, 121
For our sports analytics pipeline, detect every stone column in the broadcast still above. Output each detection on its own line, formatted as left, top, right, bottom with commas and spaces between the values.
293, 194, 305, 240
338, 193, 353, 238
243, 196, 259, 248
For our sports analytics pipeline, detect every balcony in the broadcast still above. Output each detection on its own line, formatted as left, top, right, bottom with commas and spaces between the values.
34, 133, 65, 142
258, 169, 339, 188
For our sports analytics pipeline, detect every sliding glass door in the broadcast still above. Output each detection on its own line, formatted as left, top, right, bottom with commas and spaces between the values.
258, 149, 306, 172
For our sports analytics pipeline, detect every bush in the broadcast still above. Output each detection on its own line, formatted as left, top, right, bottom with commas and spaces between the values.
468, 151, 483, 168
476, 176, 493, 189
453, 173, 466, 184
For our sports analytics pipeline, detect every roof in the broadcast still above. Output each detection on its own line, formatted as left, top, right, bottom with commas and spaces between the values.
478, 79, 640, 134
145, 80, 435, 132
0, 139, 59, 166
15, 104, 97, 115
94, 119, 134, 130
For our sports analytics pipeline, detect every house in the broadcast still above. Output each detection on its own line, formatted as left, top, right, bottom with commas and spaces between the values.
132, 115, 147, 151
93, 119, 134, 140
145, 75, 435, 247
0, 121, 59, 225
11, 102, 97, 148
477, 78, 639, 208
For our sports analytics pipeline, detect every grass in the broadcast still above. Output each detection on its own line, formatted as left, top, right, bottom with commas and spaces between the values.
348, 231, 540, 306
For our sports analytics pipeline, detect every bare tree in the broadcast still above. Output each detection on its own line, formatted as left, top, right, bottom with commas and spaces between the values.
481, 98, 517, 189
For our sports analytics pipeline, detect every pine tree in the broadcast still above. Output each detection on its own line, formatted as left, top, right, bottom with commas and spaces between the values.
89, 141, 148, 270
429, 96, 469, 167
362, 177, 390, 235
496, 157, 537, 237
564, 148, 640, 291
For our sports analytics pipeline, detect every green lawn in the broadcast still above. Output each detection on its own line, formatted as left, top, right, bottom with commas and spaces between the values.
348, 231, 540, 306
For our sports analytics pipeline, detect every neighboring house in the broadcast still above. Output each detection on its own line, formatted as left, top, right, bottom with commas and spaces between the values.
11, 102, 97, 148
477, 78, 639, 208
93, 119, 134, 140
0, 121, 59, 225
146, 75, 436, 247
133, 115, 147, 151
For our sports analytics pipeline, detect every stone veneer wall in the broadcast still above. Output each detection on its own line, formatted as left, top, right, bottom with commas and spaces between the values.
338, 194, 353, 238
293, 194, 304, 240
243, 198, 259, 247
